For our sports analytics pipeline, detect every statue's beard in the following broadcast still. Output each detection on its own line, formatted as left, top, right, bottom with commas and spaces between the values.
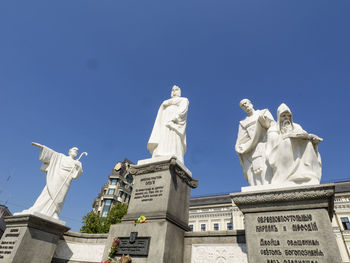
281, 120, 292, 134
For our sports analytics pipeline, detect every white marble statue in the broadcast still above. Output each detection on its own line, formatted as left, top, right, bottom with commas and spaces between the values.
266, 103, 322, 185
235, 99, 275, 186
18, 143, 86, 219
147, 85, 189, 163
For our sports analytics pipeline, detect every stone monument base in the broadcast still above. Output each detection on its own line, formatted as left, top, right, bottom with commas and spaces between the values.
105, 219, 184, 263
13, 211, 66, 225
0, 214, 69, 263
231, 183, 342, 263
102, 157, 198, 263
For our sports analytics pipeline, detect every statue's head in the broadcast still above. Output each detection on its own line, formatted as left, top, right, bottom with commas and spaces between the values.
171, 85, 181, 98
277, 103, 293, 133
239, 98, 254, 115
68, 147, 79, 159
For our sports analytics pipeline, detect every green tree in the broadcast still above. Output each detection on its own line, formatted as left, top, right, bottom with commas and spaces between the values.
80, 203, 128, 233
106, 202, 128, 225
80, 211, 104, 233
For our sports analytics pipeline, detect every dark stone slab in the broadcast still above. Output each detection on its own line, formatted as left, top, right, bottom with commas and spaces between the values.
231, 184, 342, 263
0, 214, 69, 263
115, 236, 151, 256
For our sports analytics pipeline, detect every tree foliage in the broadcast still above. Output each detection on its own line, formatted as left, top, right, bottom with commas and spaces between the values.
106, 202, 128, 225
80, 203, 128, 233
80, 211, 105, 233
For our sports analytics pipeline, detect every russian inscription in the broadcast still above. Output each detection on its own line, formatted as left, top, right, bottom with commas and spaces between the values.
134, 175, 164, 202
245, 210, 336, 263
0, 228, 19, 260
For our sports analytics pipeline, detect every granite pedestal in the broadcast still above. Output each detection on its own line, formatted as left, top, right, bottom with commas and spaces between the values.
0, 213, 69, 263
231, 184, 342, 263
102, 157, 198, 263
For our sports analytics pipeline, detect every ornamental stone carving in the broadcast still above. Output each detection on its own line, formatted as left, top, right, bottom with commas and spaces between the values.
127, 157, 198, 188
191, 244, 247, 263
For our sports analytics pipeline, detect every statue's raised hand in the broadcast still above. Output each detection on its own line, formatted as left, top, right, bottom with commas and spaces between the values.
309, 134, 323, 143
32, 142, 43, 148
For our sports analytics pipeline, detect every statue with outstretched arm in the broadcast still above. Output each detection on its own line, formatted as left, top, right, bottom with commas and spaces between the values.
16, 142, 87, 220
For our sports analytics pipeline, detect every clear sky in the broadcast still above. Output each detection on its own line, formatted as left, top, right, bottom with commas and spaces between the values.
0, 0, 349, 231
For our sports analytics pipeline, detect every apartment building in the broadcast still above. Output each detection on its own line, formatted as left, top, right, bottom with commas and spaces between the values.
92, 159, 134, 217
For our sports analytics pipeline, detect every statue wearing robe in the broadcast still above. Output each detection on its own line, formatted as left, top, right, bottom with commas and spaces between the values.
147, 86, 189, 164
19, 145, 83, 219
235, 99, 275, 186
266, 103, 322, 185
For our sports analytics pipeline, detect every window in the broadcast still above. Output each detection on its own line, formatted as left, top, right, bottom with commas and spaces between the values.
118, 191, 123, 198
110, 179, 118, 185
189, 225, 194, 232
213, 223, 219, 231
341, 217, 350, 230
201, 224, 206, 232
126, 174, 133, 183
227, 222, 233, 230
120, 181, 126, 188
102, 200, 112, 218
108, 189, 115, 195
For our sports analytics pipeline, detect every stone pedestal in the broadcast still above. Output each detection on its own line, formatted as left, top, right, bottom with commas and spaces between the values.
0, 213, 69, 263
230, 184, 342, 263
102, 157, 198, 263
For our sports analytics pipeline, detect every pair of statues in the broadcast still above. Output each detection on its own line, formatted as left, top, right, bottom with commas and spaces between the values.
18, 85, 188, 220
235, 99, 322, 187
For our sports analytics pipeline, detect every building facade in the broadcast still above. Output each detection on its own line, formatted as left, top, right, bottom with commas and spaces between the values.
92, 159, 134, 217
189, 181, 350, 263
0, 205, 11, 238
189, 194, 242, 232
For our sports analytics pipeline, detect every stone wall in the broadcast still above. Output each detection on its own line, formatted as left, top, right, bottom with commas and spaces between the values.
51, 230, 247, 263
51, 231, 108, 263
183, 230, 247, 263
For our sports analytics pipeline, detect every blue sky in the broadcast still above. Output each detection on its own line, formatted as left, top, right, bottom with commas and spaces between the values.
0, 0, 349, 231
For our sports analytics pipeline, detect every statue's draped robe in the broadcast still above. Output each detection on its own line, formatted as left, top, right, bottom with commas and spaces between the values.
27, 146, 82, 219
147, 96, 189, 163
266, 105, 321, 185
235, 109, 274, 186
